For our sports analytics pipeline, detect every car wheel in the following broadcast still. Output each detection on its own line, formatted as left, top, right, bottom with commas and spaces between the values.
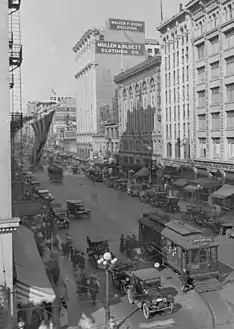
127, 289, 134, 304
142, 303, 150, 319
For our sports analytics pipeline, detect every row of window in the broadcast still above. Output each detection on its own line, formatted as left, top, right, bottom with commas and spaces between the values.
121, 139, 160, 151
123, 94, 156, 111
165, 85, 189, 104
122, 79, 156, 99
197, 56, 234, 84
194, 7, 234, 39
197, 83, 234, 107
164, 34, 189, 55
198, 110, 234, 130
165, 122, 190, 140
165, 66, 189, 87
198, 138, 234, 160
165, 47, 189, 71
196, 29, 234, 61
165, 104, 190, 122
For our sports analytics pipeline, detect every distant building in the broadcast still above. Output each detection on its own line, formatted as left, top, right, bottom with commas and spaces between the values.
73, 18, 159, 159
114, 55, 162, 167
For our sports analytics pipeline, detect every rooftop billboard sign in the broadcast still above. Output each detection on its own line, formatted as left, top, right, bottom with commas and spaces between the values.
95, 41, 145, 56
109, 18, 145, 33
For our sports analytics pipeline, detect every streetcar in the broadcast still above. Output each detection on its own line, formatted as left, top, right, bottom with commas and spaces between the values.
139, 212, 219, 281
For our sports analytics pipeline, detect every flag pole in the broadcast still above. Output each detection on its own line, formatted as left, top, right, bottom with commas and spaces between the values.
160, 0, 164, 23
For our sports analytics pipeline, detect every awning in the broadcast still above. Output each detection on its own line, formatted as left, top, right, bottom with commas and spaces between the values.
212, 184, 234, 199
184, 185, 197, 193
14, 225, 56, 305
189, 178, 222, 189
135, 167, 150, 178
173, 178, 188, 188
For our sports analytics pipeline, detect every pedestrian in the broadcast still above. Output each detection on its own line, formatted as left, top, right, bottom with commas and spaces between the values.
119, 234, 125, 253
59, 297, 68, 329
87, 275, 100, 306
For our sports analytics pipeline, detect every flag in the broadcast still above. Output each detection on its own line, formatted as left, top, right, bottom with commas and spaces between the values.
31, 110, 55, 168
52, 89, 56, 96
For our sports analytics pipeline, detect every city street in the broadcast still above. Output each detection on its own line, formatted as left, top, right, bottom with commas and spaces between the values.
35, 170, 219, 329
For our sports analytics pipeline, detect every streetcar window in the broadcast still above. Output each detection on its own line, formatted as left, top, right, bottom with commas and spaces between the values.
161, 236, 166, 248
200, 249, 207, 263
191, 249, 199, 269
210, 247, 217, 261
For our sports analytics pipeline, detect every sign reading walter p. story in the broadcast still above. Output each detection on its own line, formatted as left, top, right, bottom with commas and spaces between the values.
109, 18, 145, 33
95, 41, 145, 56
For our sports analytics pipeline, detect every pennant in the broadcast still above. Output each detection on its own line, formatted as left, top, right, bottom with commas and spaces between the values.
31, 110, 55, 168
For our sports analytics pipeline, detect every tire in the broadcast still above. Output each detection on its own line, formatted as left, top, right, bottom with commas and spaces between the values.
142, 303, 150, 319
127, 289, 134, 304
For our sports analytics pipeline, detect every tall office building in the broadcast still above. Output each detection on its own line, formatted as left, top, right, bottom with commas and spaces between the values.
73, 18, 158, 158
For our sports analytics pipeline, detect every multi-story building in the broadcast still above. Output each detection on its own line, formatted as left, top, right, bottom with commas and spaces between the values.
0, 0, 20, 324
186, 0, 234, 180
73, 18, 158, 158
157, 3, 192, 168
114, 55, 162, 167
145, 39, 160, 59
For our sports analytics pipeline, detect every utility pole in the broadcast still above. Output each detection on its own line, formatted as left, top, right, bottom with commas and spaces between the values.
0, 0, 20, 325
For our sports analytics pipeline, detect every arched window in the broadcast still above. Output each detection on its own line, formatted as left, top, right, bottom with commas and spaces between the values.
150, 78, 155, 107
142, 82, 148, 109
123, 89, 127, 100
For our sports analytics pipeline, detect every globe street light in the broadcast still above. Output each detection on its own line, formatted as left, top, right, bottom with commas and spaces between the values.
97, 252, 117, 328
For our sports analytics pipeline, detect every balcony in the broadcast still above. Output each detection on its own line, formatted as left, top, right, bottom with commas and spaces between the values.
9, 44, 23, 70
8, 0, 21, 10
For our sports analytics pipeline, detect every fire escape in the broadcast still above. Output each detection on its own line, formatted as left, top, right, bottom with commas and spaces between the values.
9, 0, 23, 176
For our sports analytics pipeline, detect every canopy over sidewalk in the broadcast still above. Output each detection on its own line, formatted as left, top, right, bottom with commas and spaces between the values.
212, 184, 234, 199
14, 225, 55, 305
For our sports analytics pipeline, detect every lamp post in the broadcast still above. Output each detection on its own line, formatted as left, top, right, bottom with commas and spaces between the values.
97, 252, 118, 328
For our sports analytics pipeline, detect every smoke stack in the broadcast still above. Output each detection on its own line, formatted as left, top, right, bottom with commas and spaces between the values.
179, 3, 183, 12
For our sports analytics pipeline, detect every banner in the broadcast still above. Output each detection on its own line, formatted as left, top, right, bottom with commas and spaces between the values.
31, 110, 55, 168
109, 18, 145, 33
96, 41, 145, 56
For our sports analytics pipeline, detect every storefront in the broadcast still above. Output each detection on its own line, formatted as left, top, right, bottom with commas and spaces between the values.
14, 225, 56, 328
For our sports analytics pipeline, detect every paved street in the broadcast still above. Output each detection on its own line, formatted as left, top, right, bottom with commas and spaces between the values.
36, 171, 234, 328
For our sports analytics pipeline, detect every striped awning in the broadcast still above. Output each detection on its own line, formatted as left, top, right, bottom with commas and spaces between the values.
14, 225, 56, 305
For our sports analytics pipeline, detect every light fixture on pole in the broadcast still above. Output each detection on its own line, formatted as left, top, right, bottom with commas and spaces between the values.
97, 252, 117, 328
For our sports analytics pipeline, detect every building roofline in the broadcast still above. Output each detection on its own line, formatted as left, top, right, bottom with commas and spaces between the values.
72, 28, 101, 52
144, 38, 160, 45
114, 55, 161, 84
185, 0, 199, 9
157, 10, 186, 31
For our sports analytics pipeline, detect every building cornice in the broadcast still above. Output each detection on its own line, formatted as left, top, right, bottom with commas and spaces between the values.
114, 56, 161, 84
74, 62, 98, 79
73, 28, 101, 52
0, 217, 20, 233
157, 10, 186, 32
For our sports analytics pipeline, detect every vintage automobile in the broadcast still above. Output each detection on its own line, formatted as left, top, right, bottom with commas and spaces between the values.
127, 268, 174, 319
66, 200, 91, 220
54, 208, 70, 229
37, 189, 55, 201
207, 211, 234, 236
150, 192, 167, 207
106, 176, 119, 188
163, 196, 180, 213
114, 178, 128, 191
139, 189, 156, 203
127, 184, 141, 197
110, 262, 133, 296
93, 172, 103, 182
72, 165, 78, 174
48, 164, 63, 183
86, 235, 110, 268
182, 205, 207, 227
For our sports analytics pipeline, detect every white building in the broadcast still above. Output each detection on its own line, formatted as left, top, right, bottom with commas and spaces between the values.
157, 4, 192, 164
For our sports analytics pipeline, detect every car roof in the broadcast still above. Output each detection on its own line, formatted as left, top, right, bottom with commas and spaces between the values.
131, 268, 160, 281
67, 200, 83, 204
54, 208, 66, 214
87, 234, 108, 243
38, 189, 49, 193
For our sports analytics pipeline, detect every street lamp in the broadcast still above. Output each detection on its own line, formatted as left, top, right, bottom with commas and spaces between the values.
97, 252, 118, 328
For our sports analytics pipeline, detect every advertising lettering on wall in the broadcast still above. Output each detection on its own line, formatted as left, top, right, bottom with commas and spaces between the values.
109, 18, 145, 33
96, 41, 145, 56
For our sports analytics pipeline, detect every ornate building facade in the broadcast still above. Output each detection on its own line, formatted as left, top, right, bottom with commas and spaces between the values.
114, 56, 162, 167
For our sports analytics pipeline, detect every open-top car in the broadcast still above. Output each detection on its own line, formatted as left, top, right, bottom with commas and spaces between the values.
53, 208, 70, 229
37, 189, 55, 201
86, 234, 111, 268
66, 200, 91, 220
127, 268, 174, 319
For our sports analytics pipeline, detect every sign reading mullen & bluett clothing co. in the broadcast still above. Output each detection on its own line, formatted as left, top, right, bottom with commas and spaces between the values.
109, 18, 145, 33
95, 41, 145, 56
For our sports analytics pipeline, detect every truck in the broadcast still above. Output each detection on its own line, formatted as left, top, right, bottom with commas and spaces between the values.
48, 164, 63, 183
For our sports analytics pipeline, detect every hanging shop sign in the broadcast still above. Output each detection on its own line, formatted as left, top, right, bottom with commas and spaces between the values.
95, 41, 145, 56
108, 18, 145, 33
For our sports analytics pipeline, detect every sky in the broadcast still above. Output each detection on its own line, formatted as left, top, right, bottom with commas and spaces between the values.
20, 0, 187, 109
